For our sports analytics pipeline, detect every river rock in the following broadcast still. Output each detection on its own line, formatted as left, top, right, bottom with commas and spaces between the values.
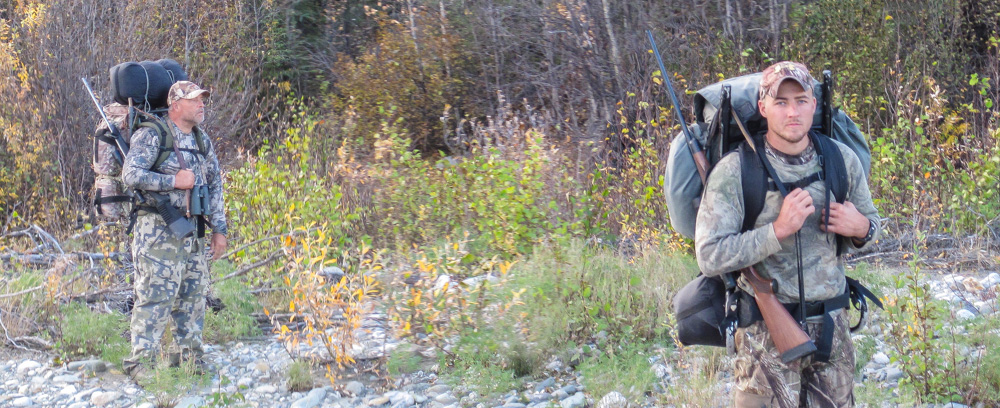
91, 391, 120, 407
560, 392, 586, 408
871, 352, 890, 366
67, 359, 107, 373
15, 360, 41, 375
596, 391, 628, 408
291, 388, 327, 408
535, 377, 555, 392
175, 396, 204, 408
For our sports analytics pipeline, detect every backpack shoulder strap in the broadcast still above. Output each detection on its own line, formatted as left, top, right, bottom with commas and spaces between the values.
813, 132, 848, 202
192, 126, 208, 155
739, 143, 767, 233
137, 117, 173, 170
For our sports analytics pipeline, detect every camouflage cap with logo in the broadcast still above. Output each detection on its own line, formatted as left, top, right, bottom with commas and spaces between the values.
759, 61, 815, 100
167, 81, 210, 106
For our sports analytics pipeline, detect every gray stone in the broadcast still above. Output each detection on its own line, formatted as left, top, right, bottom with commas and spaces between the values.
67, 359, 107, 373
369, 396, 391, 406
321, 266, 346, 284
68, 403, 89, 408
981, 273, 1000, 288
596, 392, 628, 408
560, 393, 586, 408
256, 384, 278, 394
291, 388, 328, 408
91, 391, 120, 407
530, 393, 553, 403
557, 385, 577, 395
435, 393, 458, 404
12, 397, 32, 407
957, 309, 976, 321
553, 390, 569, 400
871, 352, 890, 365
237, 376, 254, 388
390, 391, 414, 406
652, 363, 671, 380
59, 385, 78, 396
174, 397, 205, 408
885, 367, 905, 382
535, 377, 555, 392
345, 380, 366, 396
974, 301, 996, 315
503, 404, 527, 408
52, 374, 81, 384
942, 403, 970, 408
136, 403, 155, 408
73, 387, 99, 401
15, 360, 41, 375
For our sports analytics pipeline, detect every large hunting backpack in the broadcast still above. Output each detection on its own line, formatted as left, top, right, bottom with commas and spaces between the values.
91, 59, 208, 221
666, 71, 876, 349
664, 71, 871, 240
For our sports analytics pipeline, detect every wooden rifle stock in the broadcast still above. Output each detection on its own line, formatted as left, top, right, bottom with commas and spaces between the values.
742, 266, 816, 363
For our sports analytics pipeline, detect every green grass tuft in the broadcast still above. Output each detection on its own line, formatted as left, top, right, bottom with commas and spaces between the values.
58, 301, 129, 367
286, 360, 314, 392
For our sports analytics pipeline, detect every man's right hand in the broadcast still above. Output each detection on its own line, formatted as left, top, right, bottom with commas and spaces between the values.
174, 169, 195, 190
772, 188, 814, 240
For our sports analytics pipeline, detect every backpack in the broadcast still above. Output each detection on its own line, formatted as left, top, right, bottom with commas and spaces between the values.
667, 71, 873, 348
91, 107, 208, 220
664, 71, 870, 240
90, 59, 205, 221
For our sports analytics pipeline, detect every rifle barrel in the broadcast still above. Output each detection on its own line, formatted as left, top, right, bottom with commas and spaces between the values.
646, 30, 708, 182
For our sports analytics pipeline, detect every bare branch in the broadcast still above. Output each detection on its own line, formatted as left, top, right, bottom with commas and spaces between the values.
0, 285, 44, 300
211, 250, 284, 284
31, 224, 64, 254
69, 222, 121, 241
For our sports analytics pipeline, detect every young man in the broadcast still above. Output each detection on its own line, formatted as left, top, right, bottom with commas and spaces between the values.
694, 62, 880, 407
121, 81, 228, 377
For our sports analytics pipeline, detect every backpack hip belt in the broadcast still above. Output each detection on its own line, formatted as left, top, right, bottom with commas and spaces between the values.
735, 276, 882, 362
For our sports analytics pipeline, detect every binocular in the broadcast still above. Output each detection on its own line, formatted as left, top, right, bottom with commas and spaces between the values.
189, 184, 210, 216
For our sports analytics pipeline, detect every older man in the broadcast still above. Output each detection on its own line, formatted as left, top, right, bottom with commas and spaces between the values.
695, 62, 880, 407
121, 80, 228, 377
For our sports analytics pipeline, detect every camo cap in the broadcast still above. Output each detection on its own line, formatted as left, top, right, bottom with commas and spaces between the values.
759, 61, 814, 100
167, 81, 210, 106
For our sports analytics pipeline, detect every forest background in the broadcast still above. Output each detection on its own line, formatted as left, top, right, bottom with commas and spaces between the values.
1, 0, 999, 406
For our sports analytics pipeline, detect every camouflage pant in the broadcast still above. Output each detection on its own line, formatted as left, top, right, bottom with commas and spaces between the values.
733, 308, 855, 408
123, 213, 208, 373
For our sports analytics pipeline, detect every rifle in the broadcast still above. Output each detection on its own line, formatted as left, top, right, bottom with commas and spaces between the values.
144, 191, 196, 239
646, 30, 710, 184
81, 78, 129, 165
730, 103, 817, 363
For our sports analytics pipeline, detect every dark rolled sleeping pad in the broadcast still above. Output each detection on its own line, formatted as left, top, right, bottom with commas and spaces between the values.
157, 58, 188, 83
109, 60, 184, 109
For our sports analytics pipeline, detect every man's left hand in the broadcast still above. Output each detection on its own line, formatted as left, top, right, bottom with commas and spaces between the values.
820, 201, 869, 238
210, 233, 228, 260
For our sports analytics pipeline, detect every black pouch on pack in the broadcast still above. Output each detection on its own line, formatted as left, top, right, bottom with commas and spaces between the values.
673, 274, 728, 347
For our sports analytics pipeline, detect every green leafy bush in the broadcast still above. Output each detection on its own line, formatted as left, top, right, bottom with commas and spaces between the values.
204, 261, 262, 344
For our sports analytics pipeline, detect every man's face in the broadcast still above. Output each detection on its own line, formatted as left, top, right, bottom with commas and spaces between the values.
172, 96, 206, 127
759, 80, 816, 145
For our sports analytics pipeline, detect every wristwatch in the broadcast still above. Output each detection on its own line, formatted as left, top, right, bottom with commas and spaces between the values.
857, 219, 876, 244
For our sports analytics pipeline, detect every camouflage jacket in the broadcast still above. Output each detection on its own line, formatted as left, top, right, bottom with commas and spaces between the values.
694, 139, 880, 303
122, 119, 228, 236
